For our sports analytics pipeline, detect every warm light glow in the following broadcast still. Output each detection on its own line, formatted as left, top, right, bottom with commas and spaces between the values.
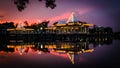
7, 28, 34, 31
55, 24, 66, 26
7, 45, 35, 48
45, 45, 56, 48
50, 51, 68, 58
53, 50, 66, 53
83, 49, 94, 53
83, 24, 94, 27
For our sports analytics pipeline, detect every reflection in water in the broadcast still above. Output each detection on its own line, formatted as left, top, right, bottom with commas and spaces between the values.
0, 37, 112, 64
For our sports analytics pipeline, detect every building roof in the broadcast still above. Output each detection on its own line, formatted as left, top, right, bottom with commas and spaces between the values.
67, 12, 78, 23
57, 21, 66, 24
7, 21, 34, 31
17, 21, 25, 29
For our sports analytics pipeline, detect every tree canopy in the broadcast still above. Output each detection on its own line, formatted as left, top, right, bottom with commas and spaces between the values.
13, 0, 56, 11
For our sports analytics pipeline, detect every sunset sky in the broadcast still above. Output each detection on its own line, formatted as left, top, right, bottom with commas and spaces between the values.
0, 0, 120, 31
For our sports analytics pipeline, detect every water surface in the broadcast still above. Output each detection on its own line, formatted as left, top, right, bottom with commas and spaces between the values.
0, 38, 120, 68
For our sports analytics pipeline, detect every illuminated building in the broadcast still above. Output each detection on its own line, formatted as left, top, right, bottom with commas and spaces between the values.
7, 22, 34, 34
6, 12, 93, 35
45, 12, 93, 34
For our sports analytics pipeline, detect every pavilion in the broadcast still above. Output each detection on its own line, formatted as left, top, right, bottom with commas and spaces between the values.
45, 12, 94, 34
7, 22, 34, 34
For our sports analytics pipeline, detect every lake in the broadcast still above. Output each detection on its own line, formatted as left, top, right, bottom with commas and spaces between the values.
0, 37, 120, 68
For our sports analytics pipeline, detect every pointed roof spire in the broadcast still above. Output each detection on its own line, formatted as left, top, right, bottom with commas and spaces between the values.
17, 21, 25, 29
67, 53, 75, 64
67, 12, 78, 23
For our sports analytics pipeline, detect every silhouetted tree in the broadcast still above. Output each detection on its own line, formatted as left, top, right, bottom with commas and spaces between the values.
104, 27, 113, 33
29, 21, 49, 30
15, 23, 18, 28
0, 22, 15, 29
24, 21, 29, 26
40, 20, 49, 28
13, 0, 56, 11
30, 23, 37, 29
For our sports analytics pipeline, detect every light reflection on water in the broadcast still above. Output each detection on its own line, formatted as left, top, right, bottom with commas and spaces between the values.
0, 38, 120, 68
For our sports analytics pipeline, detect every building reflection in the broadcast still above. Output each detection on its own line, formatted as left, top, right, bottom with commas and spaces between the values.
0, 37, 112, 64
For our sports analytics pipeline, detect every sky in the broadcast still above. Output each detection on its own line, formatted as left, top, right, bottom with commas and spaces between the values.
0, 0, 120, 31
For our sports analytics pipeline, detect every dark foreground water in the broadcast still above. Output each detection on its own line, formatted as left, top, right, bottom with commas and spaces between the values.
0, 38, 120, 68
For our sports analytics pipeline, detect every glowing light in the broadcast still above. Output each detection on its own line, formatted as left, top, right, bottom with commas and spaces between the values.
41, 44, 43, 48
40, 27, 43, 30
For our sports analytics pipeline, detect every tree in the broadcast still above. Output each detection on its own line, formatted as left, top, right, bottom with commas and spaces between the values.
24, 21, 29, 26
104, 27, 113, 33
29, 21, 49, 30
13, 0, 56, 11
0, 22, 15, 29
40, 20, 49, 28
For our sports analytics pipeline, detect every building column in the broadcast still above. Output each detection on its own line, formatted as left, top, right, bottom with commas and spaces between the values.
84, 27, 86, 33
